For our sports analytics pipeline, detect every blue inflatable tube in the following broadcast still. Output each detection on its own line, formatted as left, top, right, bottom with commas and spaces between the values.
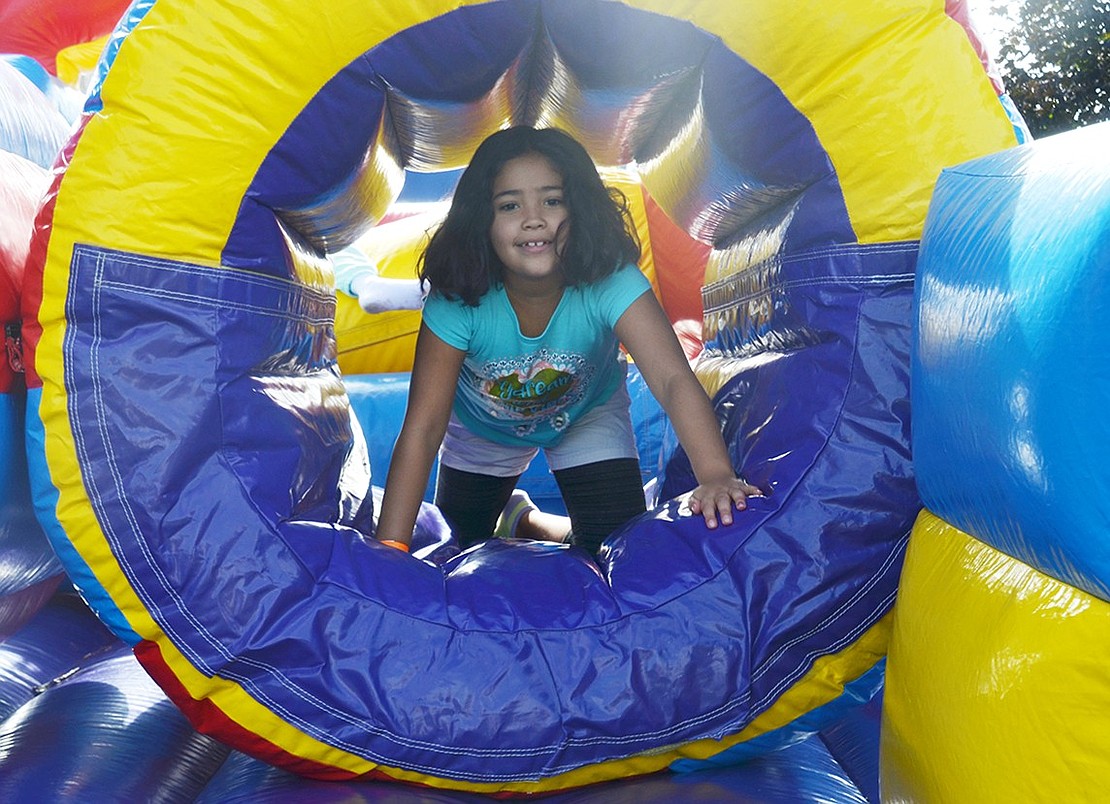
914, 121, 1110, 600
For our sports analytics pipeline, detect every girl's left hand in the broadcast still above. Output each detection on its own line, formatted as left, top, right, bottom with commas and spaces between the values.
687, 477, 763, 529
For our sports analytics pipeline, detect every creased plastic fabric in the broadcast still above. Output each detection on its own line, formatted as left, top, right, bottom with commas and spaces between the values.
19, 0, 1019, 793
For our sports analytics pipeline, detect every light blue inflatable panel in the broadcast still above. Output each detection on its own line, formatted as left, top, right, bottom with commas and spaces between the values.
913, 122, 1110, 600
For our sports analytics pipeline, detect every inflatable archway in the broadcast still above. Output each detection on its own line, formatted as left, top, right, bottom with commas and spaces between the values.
21, 0, 1020, 794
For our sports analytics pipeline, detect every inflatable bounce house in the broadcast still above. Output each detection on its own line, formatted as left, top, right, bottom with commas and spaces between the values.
4, 0, 1106, 799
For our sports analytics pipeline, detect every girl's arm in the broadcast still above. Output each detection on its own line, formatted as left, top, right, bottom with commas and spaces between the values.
615, 292, 761, 529
375, 323, 466, 549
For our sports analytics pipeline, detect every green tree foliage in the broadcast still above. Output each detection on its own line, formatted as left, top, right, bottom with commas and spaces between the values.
993, 0, 1109, 136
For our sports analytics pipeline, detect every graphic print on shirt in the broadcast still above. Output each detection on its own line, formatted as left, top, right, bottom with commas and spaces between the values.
476, 349, 594, 437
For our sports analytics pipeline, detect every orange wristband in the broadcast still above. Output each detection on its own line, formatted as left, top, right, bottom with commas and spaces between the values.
379, 539, 410, 553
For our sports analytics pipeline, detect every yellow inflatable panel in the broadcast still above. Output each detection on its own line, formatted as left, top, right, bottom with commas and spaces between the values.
884, 510, 1110, 801
55, 37, 109, 87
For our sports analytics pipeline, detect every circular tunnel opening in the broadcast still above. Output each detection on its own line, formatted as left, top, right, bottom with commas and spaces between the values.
224, 0, 852, 293
24, 0, 943, 787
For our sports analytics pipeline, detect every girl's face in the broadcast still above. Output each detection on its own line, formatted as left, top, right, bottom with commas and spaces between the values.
489, 152, 568, 291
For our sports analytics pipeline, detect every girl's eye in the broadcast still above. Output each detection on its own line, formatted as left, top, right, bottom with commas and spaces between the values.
544, 197, 563, 207
497, 201, 519, 213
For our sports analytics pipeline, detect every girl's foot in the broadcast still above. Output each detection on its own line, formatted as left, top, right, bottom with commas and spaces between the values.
494, 490, 536, 540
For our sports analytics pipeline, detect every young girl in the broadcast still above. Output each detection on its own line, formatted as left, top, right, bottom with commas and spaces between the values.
375, 126, 759, 556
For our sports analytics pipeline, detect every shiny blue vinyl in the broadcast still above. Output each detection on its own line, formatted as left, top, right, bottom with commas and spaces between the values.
57, 227, 916, 781
913, 122, 1110, 600
44, 0, 920, 784
0, 610, 876, 802
0, 589, 119, 721
0, 392, 63, 638
0, 594, 880, 800
193, 732, 873, 803
0, 643, 230, 800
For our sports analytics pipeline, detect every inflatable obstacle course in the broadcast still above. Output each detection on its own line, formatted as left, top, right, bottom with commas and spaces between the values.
5, 0, 1027, 796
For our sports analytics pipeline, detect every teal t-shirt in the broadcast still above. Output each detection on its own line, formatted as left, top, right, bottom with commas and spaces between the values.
423, 264, 652, 447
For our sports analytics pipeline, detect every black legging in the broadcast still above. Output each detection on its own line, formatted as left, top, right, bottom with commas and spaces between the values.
435, 458, 647, 555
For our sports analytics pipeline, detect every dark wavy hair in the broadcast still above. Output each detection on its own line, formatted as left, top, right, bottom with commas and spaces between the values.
419, 126, 641, 305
